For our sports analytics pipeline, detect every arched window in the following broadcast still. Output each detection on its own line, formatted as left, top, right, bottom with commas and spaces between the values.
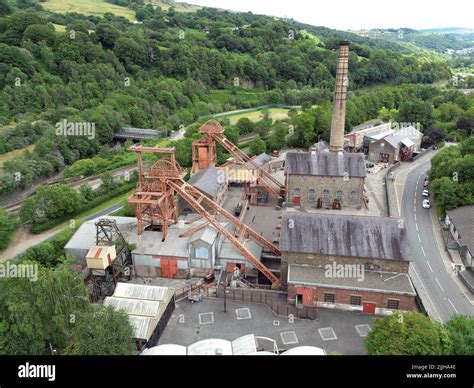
336, 190, 343, 204
308, 189, 315, 203
322, 190, 330, 204
350, 191, 358, 205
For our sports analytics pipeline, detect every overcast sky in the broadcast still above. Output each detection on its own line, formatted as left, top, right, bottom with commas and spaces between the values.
185, 0, 474, 31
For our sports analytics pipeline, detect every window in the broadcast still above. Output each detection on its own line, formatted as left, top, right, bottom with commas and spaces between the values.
322, 190, 330, 204
308, 189, 315, 203
294, 188, 300, 197
336, 190, 343, 204
324, 293, 335, 303
349, 191, 358, 205
387, 299, 399, 309
195, 246, 209, 259
350, 295, 362, 306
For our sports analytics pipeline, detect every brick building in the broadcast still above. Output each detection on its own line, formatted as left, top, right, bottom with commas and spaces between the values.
280, 212, 416, 313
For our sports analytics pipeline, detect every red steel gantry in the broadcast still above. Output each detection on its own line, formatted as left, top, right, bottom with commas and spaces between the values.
192, 120, 285, 198
128, 144, 281, 288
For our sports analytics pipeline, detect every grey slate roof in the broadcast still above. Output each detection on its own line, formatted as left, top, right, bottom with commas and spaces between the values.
188, 167, 223, 198
280, 212, 412, 261
447, 206, 474, 255
189, 226, 219, 245
285, 151, 366, 178
288, 264, 416, 295
310, 141, 328, 152
252, 153, 272, 167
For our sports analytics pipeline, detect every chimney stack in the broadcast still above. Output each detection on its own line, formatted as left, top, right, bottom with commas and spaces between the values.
329, 41, 350, 153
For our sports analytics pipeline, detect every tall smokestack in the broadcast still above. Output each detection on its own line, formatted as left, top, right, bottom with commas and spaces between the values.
329, 41, 350, 153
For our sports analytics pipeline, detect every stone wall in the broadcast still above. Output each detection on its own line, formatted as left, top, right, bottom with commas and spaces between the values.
287, 175, 365, 209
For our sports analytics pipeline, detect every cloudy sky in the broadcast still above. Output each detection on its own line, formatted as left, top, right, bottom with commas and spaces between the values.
186, 0, 473, 31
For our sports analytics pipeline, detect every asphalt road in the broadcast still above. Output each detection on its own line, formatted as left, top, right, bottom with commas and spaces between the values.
402, 160, 474, 322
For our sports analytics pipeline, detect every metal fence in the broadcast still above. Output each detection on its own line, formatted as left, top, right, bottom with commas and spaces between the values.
174, 283, 210, 302
217, 287, 318, 320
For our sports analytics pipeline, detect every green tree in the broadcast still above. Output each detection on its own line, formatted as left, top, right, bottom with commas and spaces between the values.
444, 315, 474, 355
0, 267, 90, 355
397, 98, 434, 131
68, 306, 136, 355
430, 177, 460, 214
365, 312, 451, 355
236, 117, 255, 135
174, 138, 193, 167
0, 208, 15, 251
249, 137, 266, 155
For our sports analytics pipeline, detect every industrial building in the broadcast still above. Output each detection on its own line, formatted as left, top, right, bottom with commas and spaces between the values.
280, 212, 416, 313
344, 122, 393, 152
104, 282, 175, 350
368, 126, 423, 163
62, 40, 417, 327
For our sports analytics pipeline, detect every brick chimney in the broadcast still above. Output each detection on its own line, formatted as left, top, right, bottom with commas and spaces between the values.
329, 41, 350, 153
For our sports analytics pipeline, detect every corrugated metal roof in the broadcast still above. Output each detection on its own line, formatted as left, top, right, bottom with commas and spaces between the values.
285, 152, 366, 178
104, 297, 161, 317
188, 167, 224, 198
113, 282, 169, 302
104, 282, 174, 341
280, 212, 411, 261
189, 226, 219, 245
383, 126, 422, 148
219, 239, 262, 262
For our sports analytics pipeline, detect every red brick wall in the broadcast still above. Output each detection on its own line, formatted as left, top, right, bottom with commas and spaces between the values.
287, 284, 415, 311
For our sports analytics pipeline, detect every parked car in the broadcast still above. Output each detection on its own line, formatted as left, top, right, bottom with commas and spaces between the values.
423, 179, 429, 187
422, 199, 431, 209
422, 190, 430, 197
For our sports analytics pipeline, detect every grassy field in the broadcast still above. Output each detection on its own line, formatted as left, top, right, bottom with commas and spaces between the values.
208, 89, 267, 110
43, 0, 136, 21
0, 145, 35, 168
52, 23, 67, 32
227, 108, 291, 124
147, 0, 202, 12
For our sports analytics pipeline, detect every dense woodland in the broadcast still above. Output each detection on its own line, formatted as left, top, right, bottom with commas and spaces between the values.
0, 1, 453, 195
0, 0, 472, 238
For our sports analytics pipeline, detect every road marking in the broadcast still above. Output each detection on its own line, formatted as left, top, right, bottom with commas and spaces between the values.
435, 278, 445, 292
415, 223, 419, 231
411, 264, 442, 322
414, 197, 416, 205
421, 246, 426, 256
447, 298, 459, 314
414, 213, 417, 221
418, 234, 421, 242
426, 260, 433, 272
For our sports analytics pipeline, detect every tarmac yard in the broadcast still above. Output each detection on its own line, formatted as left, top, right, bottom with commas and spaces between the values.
159, 298, 377, 355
